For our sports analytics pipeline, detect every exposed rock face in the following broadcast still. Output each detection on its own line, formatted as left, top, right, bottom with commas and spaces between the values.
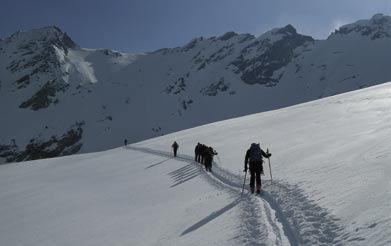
15, 75, 30, 89
19, 80, 69, 110
165, 77, 186, 95
200, 77, 232, 96
0, 122, 84, 163
3, 26, 76, 112
232, 25, 314, 86
6, 26, 75, 75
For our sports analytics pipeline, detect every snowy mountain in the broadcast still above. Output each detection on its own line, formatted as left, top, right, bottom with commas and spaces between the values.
0, 82, 389, 245
1, 14, 391, 163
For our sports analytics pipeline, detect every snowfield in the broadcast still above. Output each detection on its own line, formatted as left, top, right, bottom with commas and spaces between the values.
1, 82, 390, 245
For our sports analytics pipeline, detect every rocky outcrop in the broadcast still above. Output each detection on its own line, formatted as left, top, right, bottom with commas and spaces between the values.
200, 77, 233, 96
232, 25, 314, 86
0, 122, 84, 163
19, 80, 69, 110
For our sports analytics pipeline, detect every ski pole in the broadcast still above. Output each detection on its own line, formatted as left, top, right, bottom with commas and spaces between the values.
267, 148, 272, 184
216, 155, 222, 164
241, 170, 247, 196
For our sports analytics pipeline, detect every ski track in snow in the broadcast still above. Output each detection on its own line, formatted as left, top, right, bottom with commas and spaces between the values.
128, 146, 349, 246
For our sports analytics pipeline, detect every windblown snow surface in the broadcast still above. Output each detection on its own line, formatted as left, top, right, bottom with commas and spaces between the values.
0, 83, 390, 246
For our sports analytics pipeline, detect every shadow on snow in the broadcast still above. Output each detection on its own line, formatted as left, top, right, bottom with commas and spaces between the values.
145, 157, 173, 169
168, 163, 200, 188
181, 197, 242, 236
128, 145, 351, 246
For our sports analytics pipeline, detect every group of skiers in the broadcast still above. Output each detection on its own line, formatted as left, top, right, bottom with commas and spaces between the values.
194, 143, 218, 172
171, 142, 218, 172
171, 141, 271, 194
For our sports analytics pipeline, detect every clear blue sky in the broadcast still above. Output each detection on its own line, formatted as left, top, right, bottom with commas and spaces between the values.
1, 0, 390, 53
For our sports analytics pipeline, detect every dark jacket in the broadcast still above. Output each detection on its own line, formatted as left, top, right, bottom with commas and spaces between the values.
244, 146, 270, 171
205, 147, 217, 163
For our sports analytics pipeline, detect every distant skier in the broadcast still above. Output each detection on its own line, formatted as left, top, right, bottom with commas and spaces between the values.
172, 141, 179, 157
204, 146, 218, 172
124, 139, 128, 146
244, 143, 271, 194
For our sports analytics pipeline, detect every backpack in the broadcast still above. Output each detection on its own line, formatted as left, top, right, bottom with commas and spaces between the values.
249, 143, 262, 162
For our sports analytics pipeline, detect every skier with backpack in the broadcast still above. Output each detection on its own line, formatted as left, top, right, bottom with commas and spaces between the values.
204, 146, 218, 172
172, 141, 179, 157
244, 143, 271, 194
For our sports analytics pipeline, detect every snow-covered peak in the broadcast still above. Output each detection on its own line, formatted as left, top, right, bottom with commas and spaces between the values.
4, 26, 76, 51
371, 13, 391, 24
179, 32, 247, 53
217, 31, 239, 41
257, 24, 303, 43
232, 24, 313, 86
181, 37, 205, 51
330, 13, 391, 40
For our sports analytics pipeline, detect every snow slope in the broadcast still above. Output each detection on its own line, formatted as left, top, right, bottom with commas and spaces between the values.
1, 82, 390, 245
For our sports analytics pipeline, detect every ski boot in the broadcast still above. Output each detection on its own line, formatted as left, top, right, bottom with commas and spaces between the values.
256, 185, 262, 195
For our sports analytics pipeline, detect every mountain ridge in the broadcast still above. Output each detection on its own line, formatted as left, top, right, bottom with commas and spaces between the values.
1, 14, 391, 163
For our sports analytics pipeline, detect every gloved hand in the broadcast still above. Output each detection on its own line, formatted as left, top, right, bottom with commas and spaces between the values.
268, 153, 272, 158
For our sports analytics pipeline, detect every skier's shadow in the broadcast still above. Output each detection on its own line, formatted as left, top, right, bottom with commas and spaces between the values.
168, 163, 201, 188
181, 197, 241, 236
145, 157, 173, 169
